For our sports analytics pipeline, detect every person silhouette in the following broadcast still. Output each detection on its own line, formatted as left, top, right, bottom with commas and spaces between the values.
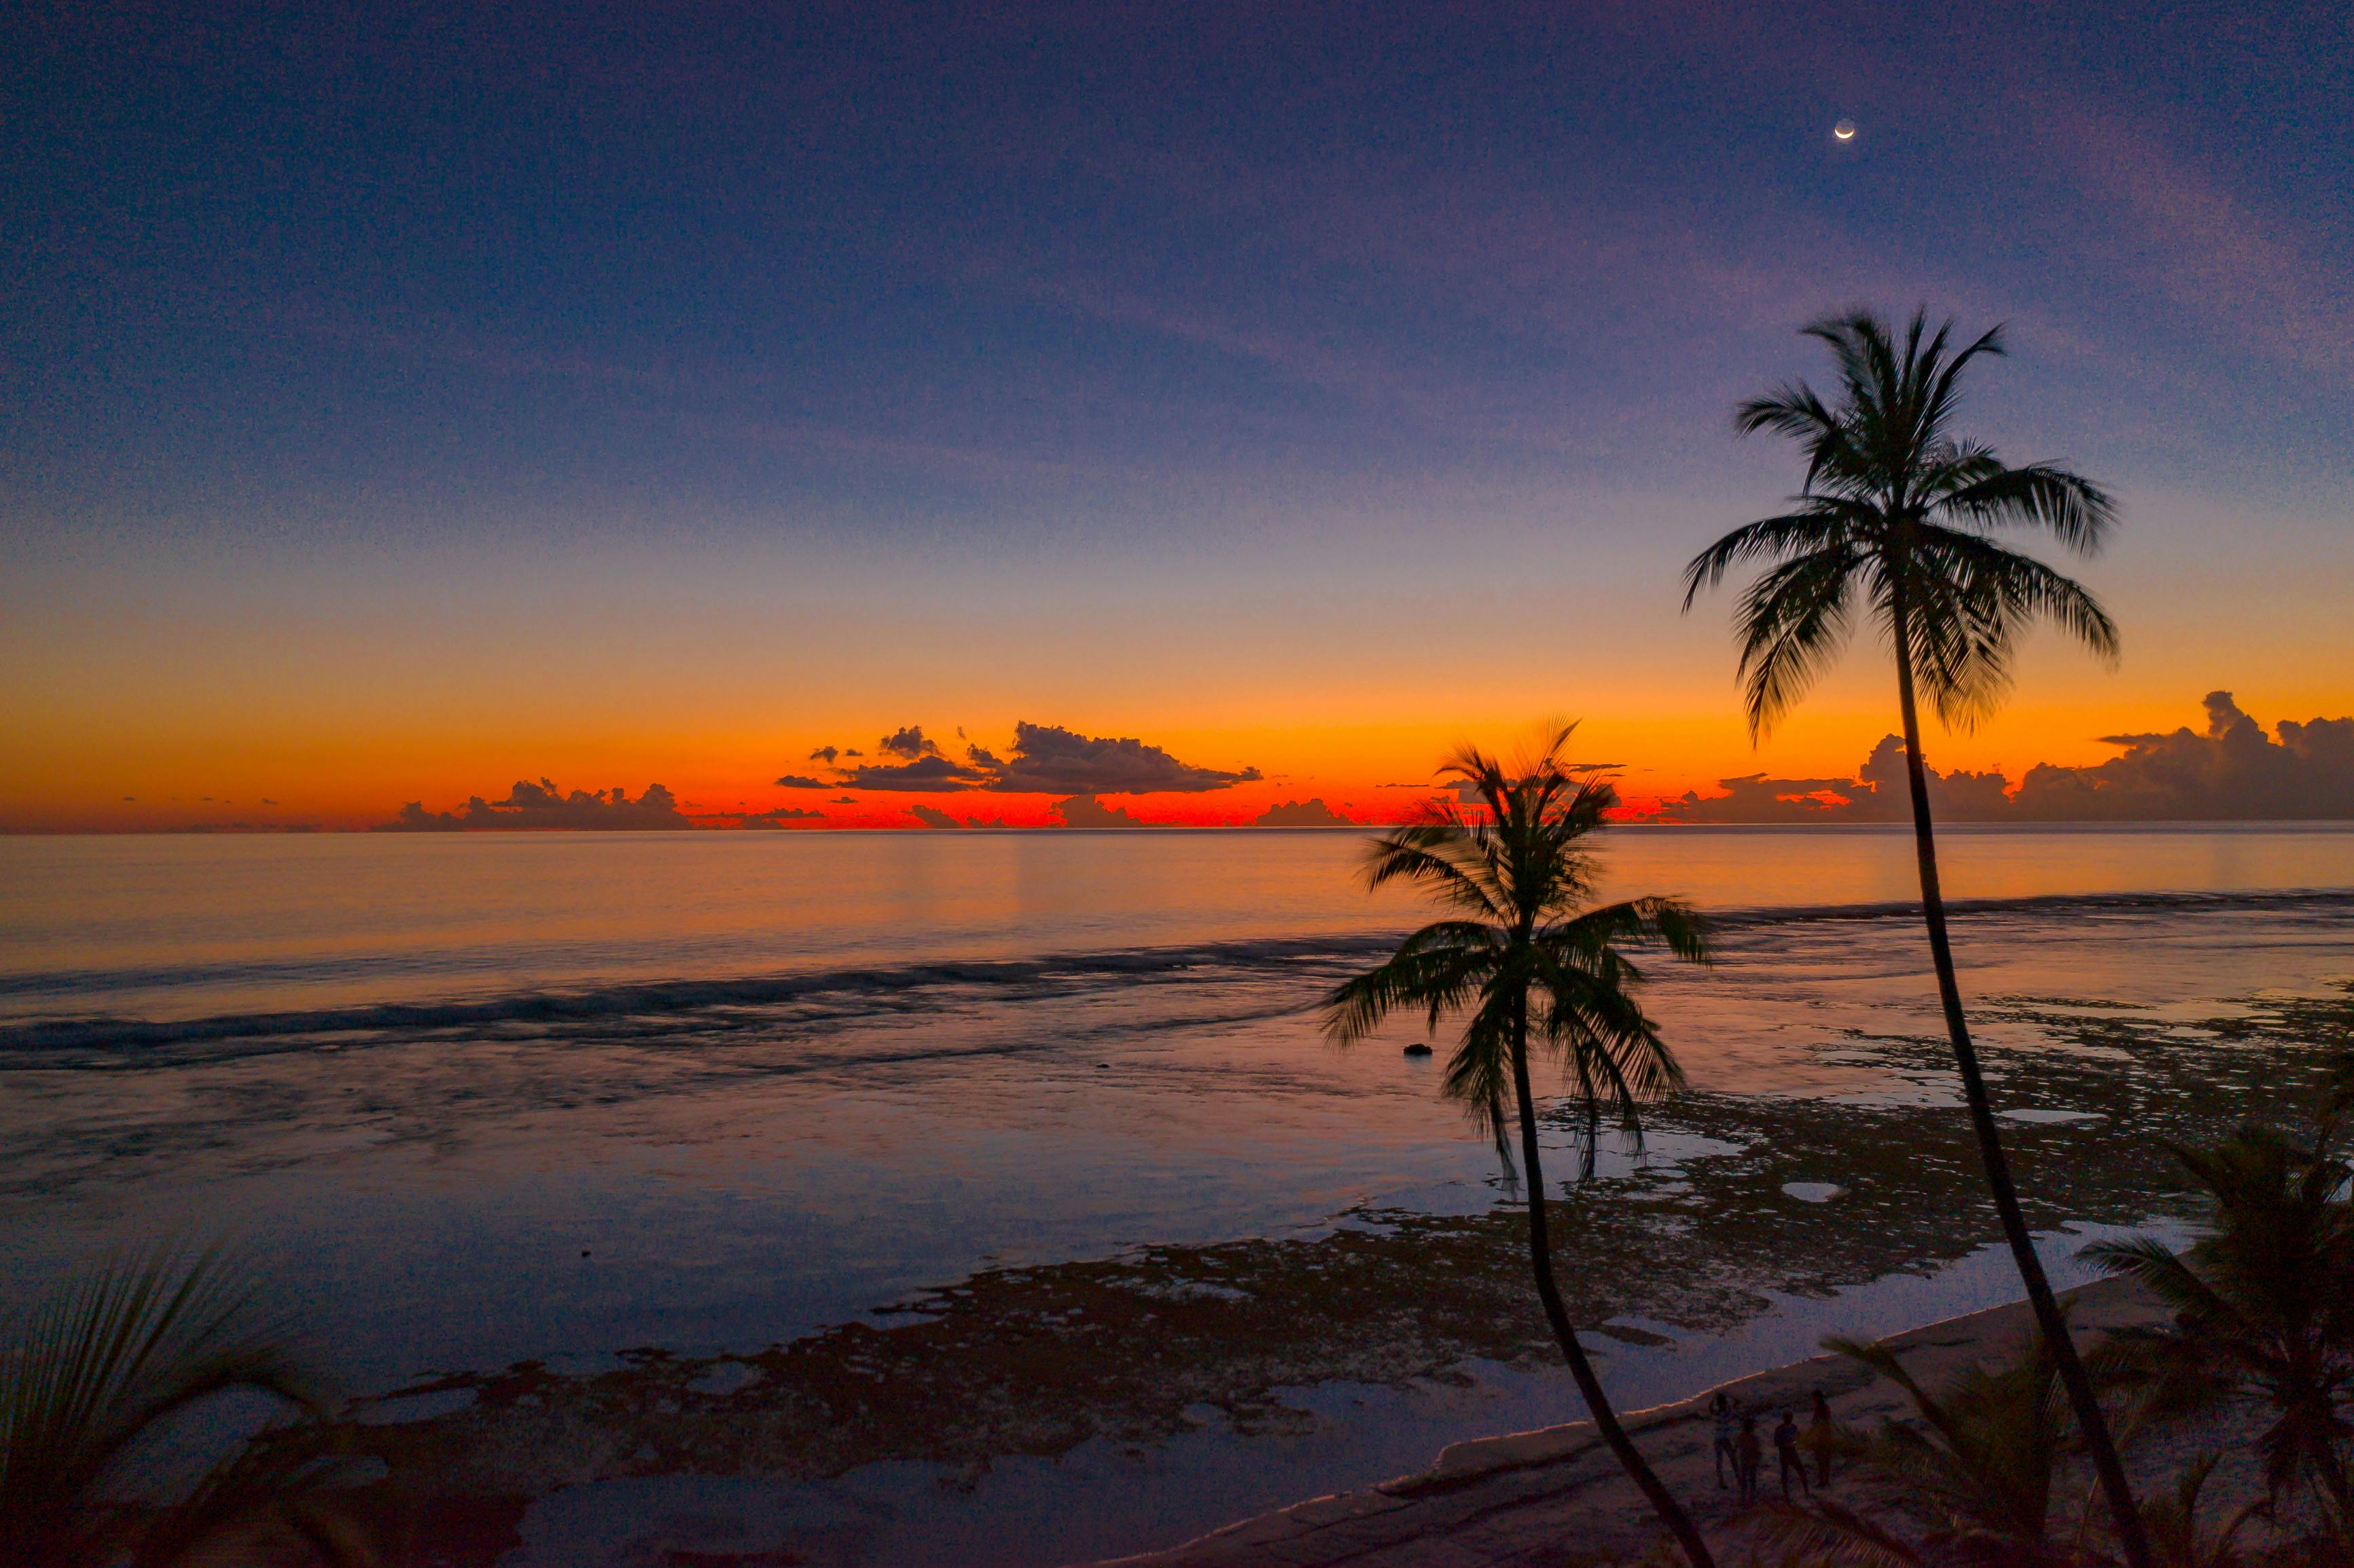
1709, 1391, 1736, 1489
1736, 1410, 1763, 1506
1809, 1387, 1836, 1488
1775, 1406, 1812, 1500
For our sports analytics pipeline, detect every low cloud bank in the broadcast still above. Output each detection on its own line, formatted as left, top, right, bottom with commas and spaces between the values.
1254, 798, 1355, 827
738, 806, 827, 828
1052, 794, 1145, 827
382, 780, 690, 831
815, 721, 1260, 796
1656, 693, 2354, 823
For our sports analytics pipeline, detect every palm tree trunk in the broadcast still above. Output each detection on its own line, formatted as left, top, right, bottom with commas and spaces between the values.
1508, 993, 1717, 1568
1888, 601, 2155, 1568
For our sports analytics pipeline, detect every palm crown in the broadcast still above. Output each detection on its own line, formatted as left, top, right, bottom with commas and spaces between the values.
1322, 730, 1707, 1167
1682, 308, 2120, 737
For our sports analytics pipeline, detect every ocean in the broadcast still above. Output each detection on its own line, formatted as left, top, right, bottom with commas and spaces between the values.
4, 825, 2351, 1565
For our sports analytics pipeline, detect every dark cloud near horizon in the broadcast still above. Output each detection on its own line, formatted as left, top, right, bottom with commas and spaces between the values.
738, 806, 827, 827
1255, 798, 1355, 827
1656, 693, 2354, 823
380, 779, 690, 832
879, 726, 943, 760
1050, 794, 1144, 827
773, 773, 827, 789
908, 804, 964, 829
821, 720, 1259, 796
838, 753, 995, 791
988, 722, 1260, 794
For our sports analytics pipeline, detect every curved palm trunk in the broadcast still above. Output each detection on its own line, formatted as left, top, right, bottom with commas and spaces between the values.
1508, 996, 1717, 1568
1888, 603, 2154, 1568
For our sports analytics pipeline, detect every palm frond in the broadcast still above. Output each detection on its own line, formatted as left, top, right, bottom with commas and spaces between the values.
1756, 1497, 1929, 1567
0, 1245, 360, 1568
1321, 925, 1500, 1048
1940, 461, 2118, 556
1734, 545, 1859, 738
1690, 307, 2117, 743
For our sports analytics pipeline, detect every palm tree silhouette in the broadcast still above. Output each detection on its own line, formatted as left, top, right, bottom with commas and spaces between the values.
2087, 1118, 2354, 1515
0, 1245, 366, 1567
1324, 728, 1715, 1567
1682, 308, 2152, 1567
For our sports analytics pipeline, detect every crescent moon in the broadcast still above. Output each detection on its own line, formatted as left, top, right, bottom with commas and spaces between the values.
1832, 121, 1857, 142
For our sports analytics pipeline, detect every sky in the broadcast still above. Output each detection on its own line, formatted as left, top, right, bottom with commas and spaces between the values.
3, 1, 2351, 831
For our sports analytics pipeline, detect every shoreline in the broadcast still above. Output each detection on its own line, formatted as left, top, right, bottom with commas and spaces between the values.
1086, 1273, 2180, 1567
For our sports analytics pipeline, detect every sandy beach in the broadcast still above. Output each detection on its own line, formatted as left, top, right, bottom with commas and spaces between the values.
1092, 1273, 2274, 1568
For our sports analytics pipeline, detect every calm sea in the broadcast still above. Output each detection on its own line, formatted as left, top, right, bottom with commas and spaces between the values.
4, 825, 2351, 1564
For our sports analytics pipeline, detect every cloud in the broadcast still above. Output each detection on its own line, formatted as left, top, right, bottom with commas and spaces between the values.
908, 804, 965, 829
988, 721, 1260, 794
1051, 794, 1144, 827
380, 780, 691, 832
816, 720, 1260, 797
738, 806, 828, 828
808, 747, 840, 764
879, 726, 943, 760
773, 774, 827, 789
828, 796, 858, 804
839, 753, 995, 791
1654, 693, 2354, 823
1254, 798, 1356, 827
2014, 692, 2354, 821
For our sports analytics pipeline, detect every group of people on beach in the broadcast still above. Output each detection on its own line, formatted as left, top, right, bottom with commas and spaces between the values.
1709, 1388, 1835, 1508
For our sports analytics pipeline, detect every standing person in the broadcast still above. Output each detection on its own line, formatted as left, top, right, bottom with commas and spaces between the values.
1808, 1388, 1835, 1488
1735, 1412, 1763, 1508
1774, 1408, 1811, 1500
1709, 1391, 1736, 1489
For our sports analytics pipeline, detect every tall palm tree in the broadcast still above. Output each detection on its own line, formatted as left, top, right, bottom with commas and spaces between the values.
1324, 728, 1715, 1567
0, 1244, 367, 1567
2086, 1119, 2354, 1513
1681, 308, 2153, 1568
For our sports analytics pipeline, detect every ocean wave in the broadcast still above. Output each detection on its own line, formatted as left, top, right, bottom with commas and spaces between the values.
7, 887, 2349, 1062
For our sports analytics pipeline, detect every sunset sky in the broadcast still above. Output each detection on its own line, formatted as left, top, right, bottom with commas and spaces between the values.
5, 3, 2351, 831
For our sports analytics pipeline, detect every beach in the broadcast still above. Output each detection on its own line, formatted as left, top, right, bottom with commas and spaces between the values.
1094, 1272, 2291, 1568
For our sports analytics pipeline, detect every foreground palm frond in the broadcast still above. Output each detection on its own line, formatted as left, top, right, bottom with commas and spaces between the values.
2085, 1119, 2354, 1513
1766, 1329, 2298, 1568
0, 1244, 368, 1568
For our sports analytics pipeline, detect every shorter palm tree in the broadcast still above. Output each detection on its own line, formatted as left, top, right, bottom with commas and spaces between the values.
0, 1244, 368, 1567
2085, 1120, 2354, 1514
1324, 728, 1715, 1567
